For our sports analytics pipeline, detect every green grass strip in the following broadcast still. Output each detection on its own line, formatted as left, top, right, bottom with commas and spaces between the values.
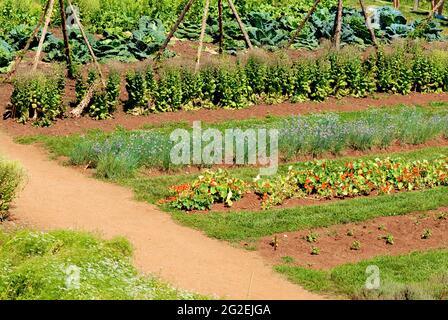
275, 249, 448, 299
170, 187, 448, 242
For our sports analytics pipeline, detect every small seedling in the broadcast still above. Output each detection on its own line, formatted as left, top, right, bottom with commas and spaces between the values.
346, 229, 354, 237
305, 232, 319, 243
281, 256, 295, 264
350, 240, 361, 250
383, 234, 394, 245
378, 224, 386, 231
270, 235, 279, 251
421, 229, 432, 240
436, 212, 447, 220
310, 246, 320, 255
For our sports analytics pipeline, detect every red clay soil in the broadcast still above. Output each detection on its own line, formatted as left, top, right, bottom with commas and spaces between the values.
258, 208, 448, 270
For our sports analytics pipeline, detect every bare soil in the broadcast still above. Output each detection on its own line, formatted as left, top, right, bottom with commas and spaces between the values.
0, 129, 321, 300
258, 208, 448, 270
2, 86, 448, 137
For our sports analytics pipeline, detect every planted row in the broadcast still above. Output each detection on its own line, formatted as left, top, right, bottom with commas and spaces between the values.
125, 46, 448, 113
8, 44, 448, 126
8, 70, 121, 126
167, 157, 448, 210
65, 107, 448, 179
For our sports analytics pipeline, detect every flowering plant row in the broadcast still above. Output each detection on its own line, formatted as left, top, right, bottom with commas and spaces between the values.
165, 157, 448, 211
167, 169, 248, 211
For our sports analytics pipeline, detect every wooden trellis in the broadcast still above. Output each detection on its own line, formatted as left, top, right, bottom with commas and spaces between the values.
287, 0, 378, 50
154, 0, 253, 72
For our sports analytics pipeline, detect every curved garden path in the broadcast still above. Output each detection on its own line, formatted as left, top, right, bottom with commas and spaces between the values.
0, 130, 321, 300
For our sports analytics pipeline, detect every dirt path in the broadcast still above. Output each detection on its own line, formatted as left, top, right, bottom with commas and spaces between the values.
0, 130, 321, 300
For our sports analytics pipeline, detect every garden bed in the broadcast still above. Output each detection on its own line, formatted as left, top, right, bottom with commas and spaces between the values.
258, 208, 448, 270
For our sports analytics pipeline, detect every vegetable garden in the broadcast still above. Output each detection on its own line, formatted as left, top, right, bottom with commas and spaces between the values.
1, 0, 448, 300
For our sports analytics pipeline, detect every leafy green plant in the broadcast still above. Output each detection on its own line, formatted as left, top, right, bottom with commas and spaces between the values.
350, 240, 361, 250
305, 232, 319, 243
311, 246, 320, 255
168, 169, 248, 211
382, 234, 395, 245
89, 71, 121, 120
10, 71, 65, 127
421, 229, 432, 240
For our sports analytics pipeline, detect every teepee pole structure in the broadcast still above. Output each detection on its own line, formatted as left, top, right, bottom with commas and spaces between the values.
287, 0, 322, 48
32, 0, 56, 71
66, 0, 105, 87
227, 0, 253, 49
359, 0, 378, 47
218, 0, 224, 53
59, 0, 73, 78
155, 0, 196, 61
195, 0, 211, 73
3, 0, 51, 81
155, 0, 253, 63
333, 0, 343, 50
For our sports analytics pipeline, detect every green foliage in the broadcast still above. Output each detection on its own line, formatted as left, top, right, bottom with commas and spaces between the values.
276, 250, 448, 299
89, 72, 121, 120
305, 232, 319, 243
350, 240, 361, 250
169, 169, 248, 211
0, 159, 24, 221
10, 71, 65, 127
75, 71, 121, 120
0, 229, 203, 300
421, 229, 432, 239
122, 45, 448, 112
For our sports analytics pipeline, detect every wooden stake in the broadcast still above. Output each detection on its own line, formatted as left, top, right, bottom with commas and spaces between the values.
70, 80, 100, 118
195, 0, 210, 73
333, 0, 343, 50
359, 0, 378, 48
32, 0, 56, 71
155, 0, 196, 61
226, 0, 253, 50
3, 0, 50, 81
218, 0, 224, 54
66, 0, 105, 87
407, 0, 444, 37
287, 0, 321, 48
59, 0, 73, 78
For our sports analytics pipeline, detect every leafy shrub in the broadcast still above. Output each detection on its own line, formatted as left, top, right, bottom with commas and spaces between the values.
168, 169, 248, 211
10, 71, 65, 127
0, 159, 24, 221
75, 71, 121, 120
124, 44, 448, 113
252, 156, 448, 209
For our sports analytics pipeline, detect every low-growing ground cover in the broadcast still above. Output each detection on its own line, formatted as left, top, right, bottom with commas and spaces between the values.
0, 157, 24, 221
0, 228, 204, 300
